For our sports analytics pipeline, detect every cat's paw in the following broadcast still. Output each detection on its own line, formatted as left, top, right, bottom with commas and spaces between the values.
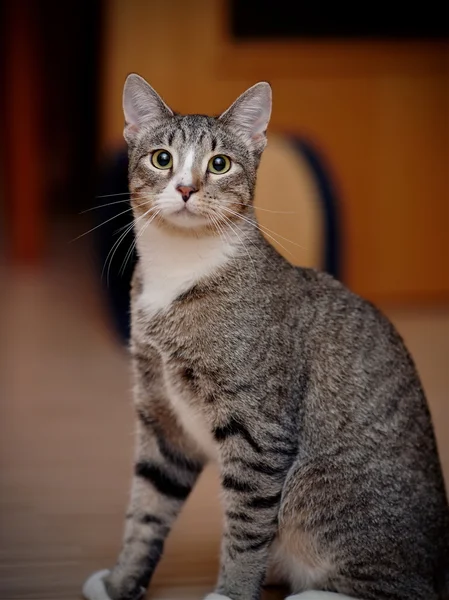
203, 595, 232, 600
82, 570, 113, 600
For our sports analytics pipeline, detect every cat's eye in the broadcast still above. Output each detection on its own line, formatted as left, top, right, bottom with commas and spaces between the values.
207, 155, 231, 175
151, 149, 173, 170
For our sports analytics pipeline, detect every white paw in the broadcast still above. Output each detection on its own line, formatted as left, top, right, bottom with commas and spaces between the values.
203, 595, 232, 600
82, 570, 113, 600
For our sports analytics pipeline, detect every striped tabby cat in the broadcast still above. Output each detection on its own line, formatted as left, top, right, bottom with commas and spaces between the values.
83, 75, 449, 600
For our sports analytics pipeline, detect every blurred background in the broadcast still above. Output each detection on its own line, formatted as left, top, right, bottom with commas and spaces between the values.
0, 1, 448, 598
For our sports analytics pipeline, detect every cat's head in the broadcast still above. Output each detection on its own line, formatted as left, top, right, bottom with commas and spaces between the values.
122, 74, 271, 234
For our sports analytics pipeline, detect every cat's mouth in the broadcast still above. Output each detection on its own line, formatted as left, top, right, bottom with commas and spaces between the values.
174, 203, 193, 215
162, 204, 210, 229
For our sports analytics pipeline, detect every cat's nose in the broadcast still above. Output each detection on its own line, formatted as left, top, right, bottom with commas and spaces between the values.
176, 185, 198, 202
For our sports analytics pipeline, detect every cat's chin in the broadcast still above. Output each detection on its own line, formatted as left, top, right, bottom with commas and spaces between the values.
160, 210, 213, 232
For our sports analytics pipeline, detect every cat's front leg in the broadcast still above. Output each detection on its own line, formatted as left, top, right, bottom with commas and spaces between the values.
84, 409, 205, 600
209, 417, 294, 600
109, 412, 205, 600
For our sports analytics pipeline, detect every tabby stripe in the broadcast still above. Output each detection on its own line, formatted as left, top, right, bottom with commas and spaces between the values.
213, 417, 262, 453
175, 284, 202, 303
270, 445, 297, 458
136, 407, 157, 428
223, 381, 253, 396
180, 366, 196, 382
222, 475, 255, 493
157, 436, 203, 473
135, 461, 191, 500
226, 510, 253, 523
247, 492, 281, 510
136, 409, 203, 473
132, 155, 149, 172
139, 514, 165, 526
233, 535, 273, 554
134, 538, 164, 590
231, 530, 269, 542
230, 458, 285, 476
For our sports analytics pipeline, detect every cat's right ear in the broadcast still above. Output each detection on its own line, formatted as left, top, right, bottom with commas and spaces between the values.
123, 74, 173, 143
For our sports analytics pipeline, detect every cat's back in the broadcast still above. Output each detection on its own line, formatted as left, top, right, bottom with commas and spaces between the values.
289, 265, 416, 369
285, 265, 447, 501
279, 266, 449, 597
289, 266, 433, 437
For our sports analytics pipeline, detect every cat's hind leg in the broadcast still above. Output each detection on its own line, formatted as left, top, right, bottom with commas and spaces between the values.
263, 538, 289, 587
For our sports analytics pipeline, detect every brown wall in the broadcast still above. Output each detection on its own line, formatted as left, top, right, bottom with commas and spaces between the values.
100, 0, 449, 304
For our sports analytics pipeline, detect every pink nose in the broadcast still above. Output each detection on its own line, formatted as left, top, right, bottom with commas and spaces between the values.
176, 185, 197, 202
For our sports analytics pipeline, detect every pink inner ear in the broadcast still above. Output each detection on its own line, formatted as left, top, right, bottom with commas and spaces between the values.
126, 123, 140, 133
252, 132, 265, 142
251, 114, 268, 138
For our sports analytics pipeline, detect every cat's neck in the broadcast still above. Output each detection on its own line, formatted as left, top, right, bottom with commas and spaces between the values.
135, 221, 243, 316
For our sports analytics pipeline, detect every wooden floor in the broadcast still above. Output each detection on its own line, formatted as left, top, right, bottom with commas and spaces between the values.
1, 251, 448, 600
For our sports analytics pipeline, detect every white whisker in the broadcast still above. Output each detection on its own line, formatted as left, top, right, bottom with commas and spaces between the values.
234, 202, 295, 215
102, 222, 135, 285
119, 209, 160, 277
219, 207, 295, 258
207, 197, 295, 215
102, 205, 157, 285
95, 190, 155, 200
219, 205, 304, 257
82, 196, 155, 214
72, 206, 136, 241
96, 191, 132, 199
253, 206, 296, 214
207, 213, 225, 241
209, 214, 233, 253
215, 212, 268, 263
119, 234, 138, 278
208, 213, 250, 284
218, 213, 258, 282
81, 199, 131, 213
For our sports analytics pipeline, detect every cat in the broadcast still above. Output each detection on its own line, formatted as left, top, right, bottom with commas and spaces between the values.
83, 74, 449, 600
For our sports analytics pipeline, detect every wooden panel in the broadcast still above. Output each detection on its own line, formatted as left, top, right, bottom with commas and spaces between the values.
219, 40, 449, 78
2, 2, 45, 263
100, 0, 449, 304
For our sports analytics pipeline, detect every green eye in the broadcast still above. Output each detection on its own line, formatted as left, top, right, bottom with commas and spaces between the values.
151, 149, 173, 170
208, 154, 231, 175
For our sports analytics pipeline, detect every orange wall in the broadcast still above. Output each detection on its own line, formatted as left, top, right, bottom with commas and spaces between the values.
100, 0, 449, 304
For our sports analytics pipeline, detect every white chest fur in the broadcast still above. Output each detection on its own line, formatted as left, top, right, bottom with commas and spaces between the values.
136, 222, 238, 458
136, 222, 237, 317
163, 364, 217, 459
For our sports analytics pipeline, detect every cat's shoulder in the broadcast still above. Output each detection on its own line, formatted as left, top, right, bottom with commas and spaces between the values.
293, 266, 392, 325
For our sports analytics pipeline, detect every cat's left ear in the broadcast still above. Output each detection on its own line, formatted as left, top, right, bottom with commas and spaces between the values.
219, 82, 272, 151
123, 73, 173, 143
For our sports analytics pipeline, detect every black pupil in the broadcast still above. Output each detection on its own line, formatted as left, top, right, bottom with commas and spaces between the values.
157, 152, 170, 167
212, 156, 226, 171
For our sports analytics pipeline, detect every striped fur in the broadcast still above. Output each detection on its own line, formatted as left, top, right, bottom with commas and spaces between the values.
83, 76, 449, 600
